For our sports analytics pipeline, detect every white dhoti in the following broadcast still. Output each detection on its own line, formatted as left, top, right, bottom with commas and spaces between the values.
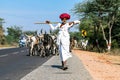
48, 22, 80, 61
57, 32, 72, 61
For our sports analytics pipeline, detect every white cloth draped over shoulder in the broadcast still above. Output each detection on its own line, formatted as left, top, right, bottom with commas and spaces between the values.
48, 20, 80, 61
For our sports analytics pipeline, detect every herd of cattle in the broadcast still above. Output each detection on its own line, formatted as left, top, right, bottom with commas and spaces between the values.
19, 33, 59, 57
19, 33, 89, 57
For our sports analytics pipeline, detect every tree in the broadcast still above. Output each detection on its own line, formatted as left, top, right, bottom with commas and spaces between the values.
23, 30, 37, 35
0, 18, 5, 45
6, 26, 22, 43
112, 13, 120, 48
73, 0, 120, 52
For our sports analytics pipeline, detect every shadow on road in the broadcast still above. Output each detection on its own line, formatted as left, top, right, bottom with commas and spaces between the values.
51, 65, 62, 69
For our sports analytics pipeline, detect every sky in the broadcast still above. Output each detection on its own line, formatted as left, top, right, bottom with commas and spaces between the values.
0, 0, 84, 34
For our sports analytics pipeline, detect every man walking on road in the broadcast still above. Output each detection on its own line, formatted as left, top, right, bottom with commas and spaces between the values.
46, 13, 80, 70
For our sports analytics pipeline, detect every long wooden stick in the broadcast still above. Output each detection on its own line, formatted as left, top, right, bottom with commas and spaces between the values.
34, 22, 60, 24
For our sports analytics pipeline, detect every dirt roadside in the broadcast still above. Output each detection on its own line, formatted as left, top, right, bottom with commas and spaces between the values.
0, 45, 17, 48
73, 49, 120, 80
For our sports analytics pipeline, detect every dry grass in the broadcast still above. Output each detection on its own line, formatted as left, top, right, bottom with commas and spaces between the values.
0, 44, 17, 48
110, 49, 120, 56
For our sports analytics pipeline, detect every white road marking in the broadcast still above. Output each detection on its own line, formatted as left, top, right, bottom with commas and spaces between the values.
0, 54, 8, 58
21, 50, 25, 53
12, 52, 19, 54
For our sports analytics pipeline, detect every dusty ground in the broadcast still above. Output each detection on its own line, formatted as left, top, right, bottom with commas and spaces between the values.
73, 49, 120, 80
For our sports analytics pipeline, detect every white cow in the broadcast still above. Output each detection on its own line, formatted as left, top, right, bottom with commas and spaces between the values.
80, 39, 88, 50
25, 34, 39, 56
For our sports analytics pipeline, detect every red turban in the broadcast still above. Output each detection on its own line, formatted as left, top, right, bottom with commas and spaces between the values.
59, 13, 70, 20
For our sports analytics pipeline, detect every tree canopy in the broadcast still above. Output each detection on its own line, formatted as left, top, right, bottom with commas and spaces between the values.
73, 0, 120, 51
6, 26, 22, 44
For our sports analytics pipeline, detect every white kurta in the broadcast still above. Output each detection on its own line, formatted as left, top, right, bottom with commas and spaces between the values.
49, 22, 76, 61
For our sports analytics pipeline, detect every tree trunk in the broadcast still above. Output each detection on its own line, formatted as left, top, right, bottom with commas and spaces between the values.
107, 15, 115, 52
100, 22, 107, 44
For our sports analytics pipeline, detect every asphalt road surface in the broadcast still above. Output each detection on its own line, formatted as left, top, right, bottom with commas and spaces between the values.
0, 47, 51, 80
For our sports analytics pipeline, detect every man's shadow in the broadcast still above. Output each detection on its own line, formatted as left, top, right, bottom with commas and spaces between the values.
51, 65, 62, 69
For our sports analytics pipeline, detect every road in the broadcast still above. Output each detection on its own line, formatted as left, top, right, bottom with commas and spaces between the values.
0, 47, 51, 80
21, 51, 93, 80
